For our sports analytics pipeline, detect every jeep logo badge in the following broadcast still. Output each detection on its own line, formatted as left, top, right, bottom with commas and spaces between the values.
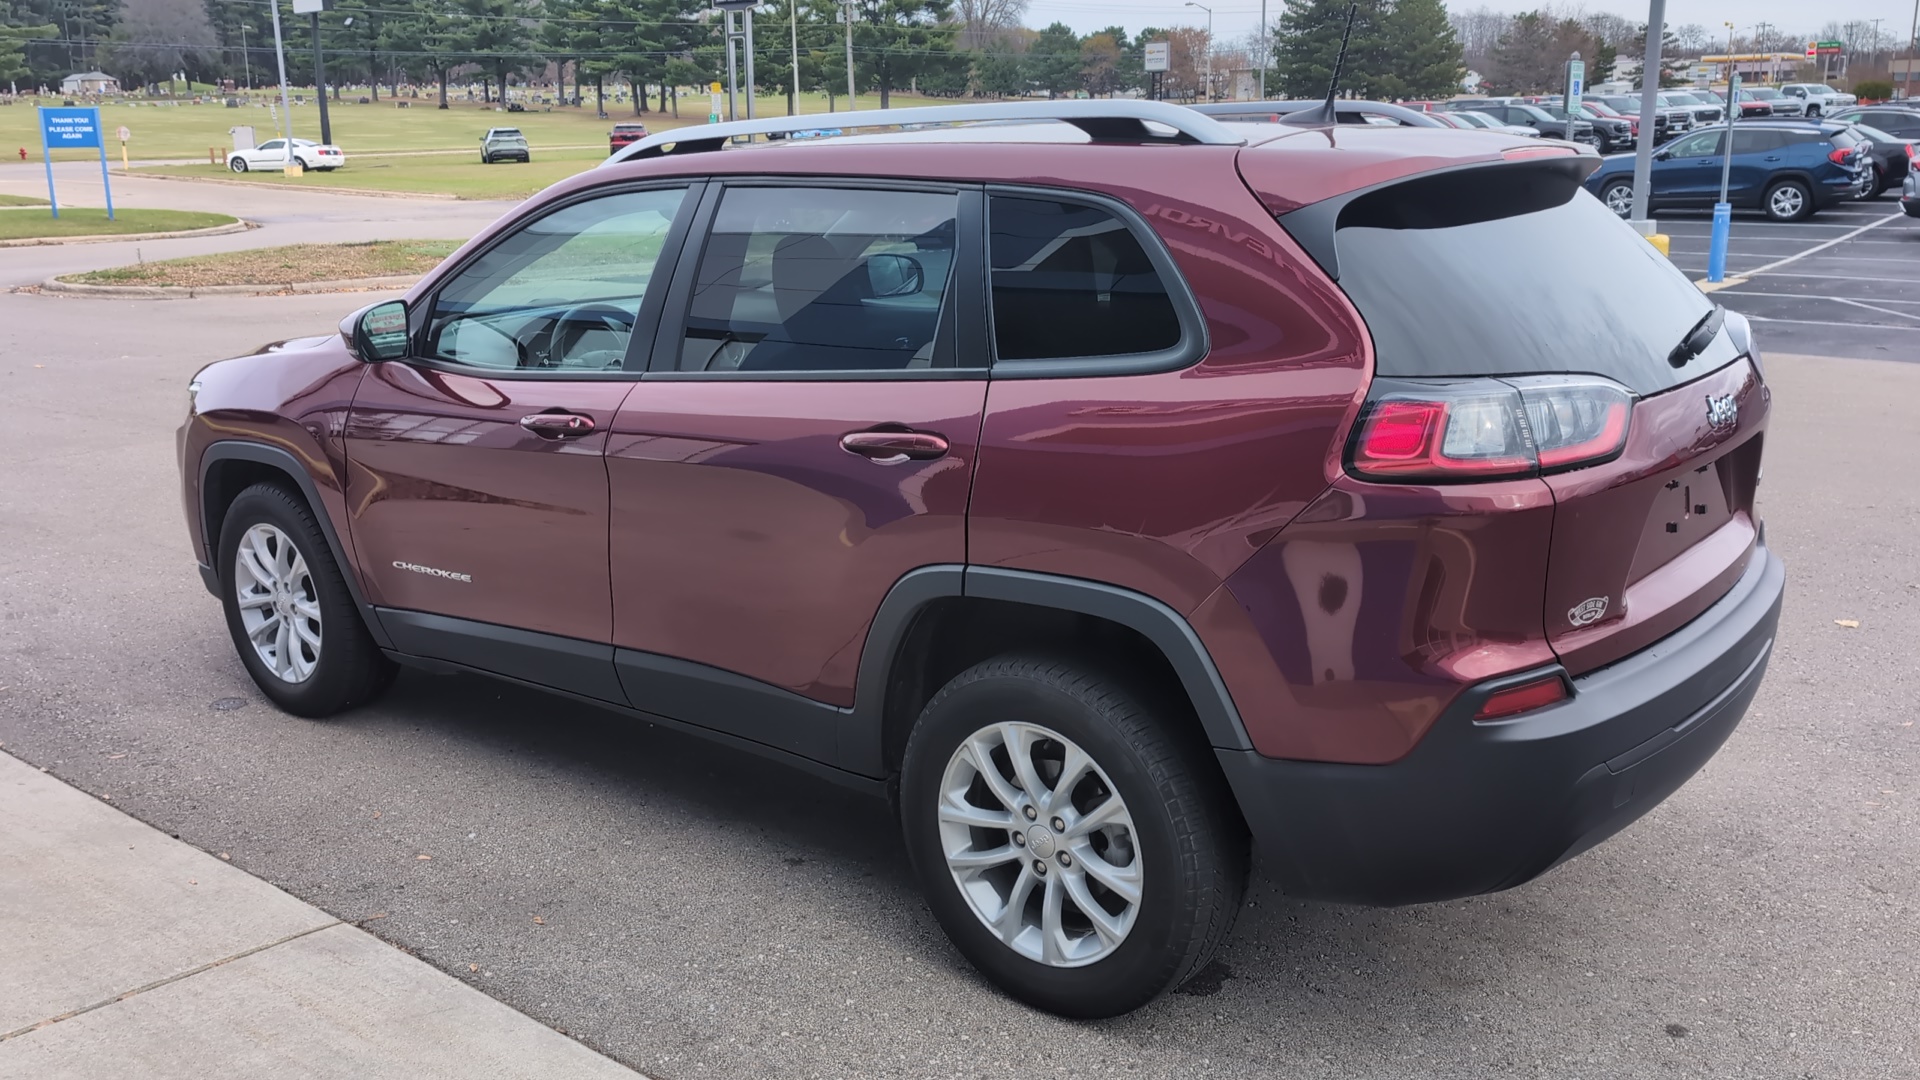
1568, 597, 1609, 627
1705, 393, 1738, 432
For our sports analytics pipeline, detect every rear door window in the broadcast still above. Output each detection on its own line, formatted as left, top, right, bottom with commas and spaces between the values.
986, 195, 1183, 364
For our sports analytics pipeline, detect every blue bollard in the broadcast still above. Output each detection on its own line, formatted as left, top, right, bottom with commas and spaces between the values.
1706, 201, 1731, 282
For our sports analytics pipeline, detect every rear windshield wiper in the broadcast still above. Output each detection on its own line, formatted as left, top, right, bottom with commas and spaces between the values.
1668, 305, 1725, 368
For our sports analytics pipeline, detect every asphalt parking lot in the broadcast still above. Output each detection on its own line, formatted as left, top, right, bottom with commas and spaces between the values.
1654, 196, 1919, 362
2, 176, 1917, 1079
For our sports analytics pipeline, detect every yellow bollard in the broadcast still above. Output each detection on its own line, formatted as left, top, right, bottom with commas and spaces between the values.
1645, 233, 1670, 257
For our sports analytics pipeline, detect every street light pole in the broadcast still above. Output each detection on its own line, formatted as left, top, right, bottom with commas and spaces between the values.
310, 10, 331, 145
844, 0, 856, 108
267, 0, 294, 168
1628, 0, 1666, 227
1185, 1, 1212, 102
1709, 20, 1735, 283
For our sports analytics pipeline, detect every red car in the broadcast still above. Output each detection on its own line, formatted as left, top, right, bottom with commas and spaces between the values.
607, 121, 648, 155
178, 101, 1783, 1019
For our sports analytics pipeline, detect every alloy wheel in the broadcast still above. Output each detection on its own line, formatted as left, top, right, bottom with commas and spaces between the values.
937, 721, 1143, 968
1769, 185, 1805, 219
1603, 184, 1634, 217
233, 523, 322, 683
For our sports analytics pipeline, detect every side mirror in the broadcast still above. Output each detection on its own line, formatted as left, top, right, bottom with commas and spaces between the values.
1653, 148, 1671, 161
354, 300, 411, 361
865, 253, 924, 298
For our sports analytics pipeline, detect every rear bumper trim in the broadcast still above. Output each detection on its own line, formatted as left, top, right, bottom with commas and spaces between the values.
1218, 544, 1784, 906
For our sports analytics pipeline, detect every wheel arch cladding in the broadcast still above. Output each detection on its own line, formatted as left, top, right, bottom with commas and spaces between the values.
856, 566, 1254, 778
199, 441, 392, 649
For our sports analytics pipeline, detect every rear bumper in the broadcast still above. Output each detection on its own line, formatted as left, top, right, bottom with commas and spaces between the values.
1218, 543, 1784, 906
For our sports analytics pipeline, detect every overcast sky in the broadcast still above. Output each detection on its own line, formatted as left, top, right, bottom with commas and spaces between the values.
1022, 0, 1920, 48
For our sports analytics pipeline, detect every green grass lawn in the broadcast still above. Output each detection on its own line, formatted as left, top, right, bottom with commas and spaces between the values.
0, 207, 237, 241
0, 89, 959, 164
136, 145, 607, 200
62, 239, 460, 287
0, 193, 50, 206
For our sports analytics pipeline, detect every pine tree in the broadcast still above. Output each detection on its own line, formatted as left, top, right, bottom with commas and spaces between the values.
1374, 0, 1459, 99
1024, 21, 1078, 98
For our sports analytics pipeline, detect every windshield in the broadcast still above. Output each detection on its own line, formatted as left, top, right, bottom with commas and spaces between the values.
1846, 124, 1894, 144
1324, 162, 1722, 393
1749, 88, 1780, 99
1452, 111, 1492, 127
1512, 104, 1554, 122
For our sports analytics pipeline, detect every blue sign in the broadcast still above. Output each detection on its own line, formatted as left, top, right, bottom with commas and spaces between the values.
35, 106, 114, 221
40, 106, 105, 150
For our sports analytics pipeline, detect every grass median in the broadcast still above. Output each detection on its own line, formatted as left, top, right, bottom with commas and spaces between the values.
60, 239, 461, 288
0, 207, 236, 241
135, 147, 605, 200
0, 194, 50, 207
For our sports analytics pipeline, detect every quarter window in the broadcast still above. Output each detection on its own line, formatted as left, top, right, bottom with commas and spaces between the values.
987, 196, 1181, 363
675, 186, 960, 373
425, 187, 686, 371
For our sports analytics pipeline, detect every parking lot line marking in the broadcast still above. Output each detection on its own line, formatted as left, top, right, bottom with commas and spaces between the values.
1695, 212, 1908, 293
1697, 271, 1920, 284
1741, 314, 1920, 330
1724, 290, 1920, 305
1831, 297, 1920, 322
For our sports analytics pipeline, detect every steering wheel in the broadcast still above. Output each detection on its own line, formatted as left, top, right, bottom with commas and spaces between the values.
547, 303, 636, 369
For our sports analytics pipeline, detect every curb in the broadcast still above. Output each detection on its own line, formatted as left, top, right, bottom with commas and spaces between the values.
0, 220, 253, 247
40, 273, 420, 299
123, 169, 461, 200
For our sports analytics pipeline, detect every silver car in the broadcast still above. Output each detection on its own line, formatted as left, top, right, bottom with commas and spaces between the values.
1779, 84, 1858, 118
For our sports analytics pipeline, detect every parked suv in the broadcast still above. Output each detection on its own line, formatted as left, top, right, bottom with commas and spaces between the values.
608, 121, 649, 155
1589, 93, 1691, 142
480, 127, 530, 164
178, 101, 1784, 1019
1585, 120, 1869, 220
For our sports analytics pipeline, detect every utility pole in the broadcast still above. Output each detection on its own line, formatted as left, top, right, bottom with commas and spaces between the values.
268, 0, 295, 168
241, 23, 251, 90
310, 9, 331, 145
790, 0, 800, 115
843, 0, 855, 108
742, 7, 756, 120
1258, 0, 1267, 99
1908, 0, 1920, 101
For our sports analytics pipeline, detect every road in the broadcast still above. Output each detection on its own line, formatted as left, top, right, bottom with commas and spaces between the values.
1, 175, 1917, 1080
1656, 197, 1919, 362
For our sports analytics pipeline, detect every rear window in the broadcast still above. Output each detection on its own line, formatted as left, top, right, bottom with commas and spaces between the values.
1828, 128, 1865, 149
1319, 162, 1726, 394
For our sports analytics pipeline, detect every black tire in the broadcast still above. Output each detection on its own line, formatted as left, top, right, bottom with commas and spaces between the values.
217, 483, 394, 718
899, 655, 1248, 1018
229, 157, 248, 173
1867, 166, 1886, 200
1763, 178, 1814, 222
482, 153, 492, 164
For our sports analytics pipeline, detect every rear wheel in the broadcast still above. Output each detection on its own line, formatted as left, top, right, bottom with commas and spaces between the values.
229, 157, 248, 173
1764, 178, 1812, 222
1600, 180, 1636, 218
217, 483, 393, 717
1866, 166, 1886, 199
899, 655, 1247, 1018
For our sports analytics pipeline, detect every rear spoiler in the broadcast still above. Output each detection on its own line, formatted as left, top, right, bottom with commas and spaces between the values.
1273, 154, 1600, 281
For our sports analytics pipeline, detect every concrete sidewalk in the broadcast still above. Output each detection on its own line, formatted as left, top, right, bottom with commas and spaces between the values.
0, 751, 645, 1080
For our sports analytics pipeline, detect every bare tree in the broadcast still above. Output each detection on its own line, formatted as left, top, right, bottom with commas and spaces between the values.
1448, 6, 1512, 78
1673, 23, 1707, 56
106, 0, 217, 88
953, 0, 1029, 50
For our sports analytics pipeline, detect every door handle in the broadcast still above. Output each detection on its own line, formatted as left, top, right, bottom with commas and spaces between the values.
1763, 155, 1781, 161
519, 412, 596, 438
840, 429, 949, 464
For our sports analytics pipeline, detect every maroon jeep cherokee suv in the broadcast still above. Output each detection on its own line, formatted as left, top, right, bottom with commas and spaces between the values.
178, 101, 1784, 1018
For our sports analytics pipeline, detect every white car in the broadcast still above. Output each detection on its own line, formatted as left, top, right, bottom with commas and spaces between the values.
1778, 84, 1859, 118
227, 138, 346, 173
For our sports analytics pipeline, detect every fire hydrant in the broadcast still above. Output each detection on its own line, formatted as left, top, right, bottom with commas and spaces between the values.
17, 148, 26, 161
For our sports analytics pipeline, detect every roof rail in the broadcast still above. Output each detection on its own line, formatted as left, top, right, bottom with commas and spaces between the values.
602, 100, 1246, 166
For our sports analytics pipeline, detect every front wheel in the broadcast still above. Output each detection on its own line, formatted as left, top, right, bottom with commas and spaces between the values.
1764, 178, 1813, 222
217, 483, 393, 717
899, 655, 1248, 1018
229, 157, 248, 173
1600, 180, 1636, 218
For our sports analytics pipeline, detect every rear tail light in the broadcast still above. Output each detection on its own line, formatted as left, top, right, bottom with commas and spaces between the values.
1906, 144, 1917, 162
1348, 376, 1634, 482
1474, 674, 1570, 720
